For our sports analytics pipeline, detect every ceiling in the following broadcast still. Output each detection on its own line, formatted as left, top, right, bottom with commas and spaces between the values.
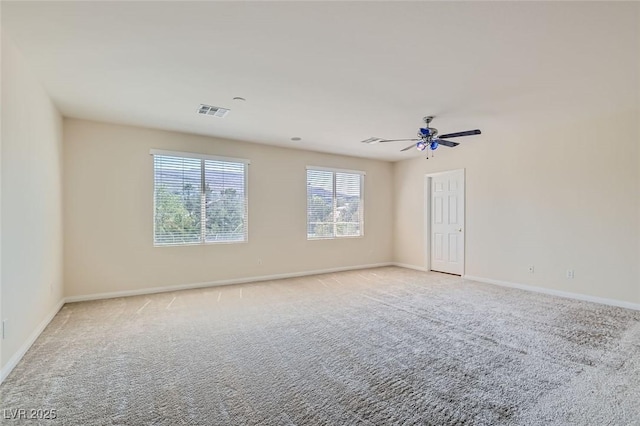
2, 1, 638, 161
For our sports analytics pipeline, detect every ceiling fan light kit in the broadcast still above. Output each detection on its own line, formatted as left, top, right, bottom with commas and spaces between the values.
362, 115, 481, 159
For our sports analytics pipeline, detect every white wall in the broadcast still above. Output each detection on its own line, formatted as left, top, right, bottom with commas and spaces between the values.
393, 107, 640, 305
63, 119, 393, 298
637, 5, 640, 302
394, 3, 640, 306
1, 34, 64, 372
0, 28, 4, 371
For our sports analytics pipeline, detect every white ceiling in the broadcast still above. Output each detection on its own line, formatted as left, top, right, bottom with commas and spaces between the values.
2, 1, 638, 161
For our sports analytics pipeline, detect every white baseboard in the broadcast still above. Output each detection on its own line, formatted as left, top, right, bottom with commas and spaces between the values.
65, 262, 394, 303
0, 299, 65, 384
392, 262, 429, 272
463, 275, 640, 311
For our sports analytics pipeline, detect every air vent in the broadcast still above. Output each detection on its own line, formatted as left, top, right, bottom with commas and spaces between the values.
197, 104, 230, 118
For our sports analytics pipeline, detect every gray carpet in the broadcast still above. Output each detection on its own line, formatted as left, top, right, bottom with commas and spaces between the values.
1, 267, 639, 425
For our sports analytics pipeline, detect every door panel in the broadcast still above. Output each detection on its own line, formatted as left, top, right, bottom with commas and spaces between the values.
449, 234, 458, 262
434, 197, 443, 224
430, 170, 464, 275
434, 233, 444, 261
448, 195, 458, 223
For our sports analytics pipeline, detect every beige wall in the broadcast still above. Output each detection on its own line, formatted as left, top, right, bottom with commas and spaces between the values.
63, 110, 640, 305
63, 119, 393, 298
1, 34, 64, 371
638, 5, 640, 303
394, 4, 639, 305
393, 108, 640, 305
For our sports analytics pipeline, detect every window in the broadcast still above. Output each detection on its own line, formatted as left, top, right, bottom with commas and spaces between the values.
307, 167, 364, 239
151, 150, 249, 246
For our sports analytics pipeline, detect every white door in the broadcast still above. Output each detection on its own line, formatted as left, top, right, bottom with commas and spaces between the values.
430, 170, 464, 275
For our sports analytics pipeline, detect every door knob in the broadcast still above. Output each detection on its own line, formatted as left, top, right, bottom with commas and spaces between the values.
458, 228, 463, 232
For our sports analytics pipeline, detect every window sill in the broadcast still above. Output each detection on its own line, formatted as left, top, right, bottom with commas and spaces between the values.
154, 240, 248, 247
307, 235, 364, 241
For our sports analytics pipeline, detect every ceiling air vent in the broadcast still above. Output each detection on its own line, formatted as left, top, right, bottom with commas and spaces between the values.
197, 104, 230, 118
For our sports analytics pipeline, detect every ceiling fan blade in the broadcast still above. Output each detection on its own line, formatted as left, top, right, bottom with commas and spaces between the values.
400, 143, 417, 152
379, 138, 420, 143
434, 139, 459, 148
438, 129, 481, 139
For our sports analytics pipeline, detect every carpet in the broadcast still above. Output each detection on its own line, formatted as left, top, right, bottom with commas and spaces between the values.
1, 267, 639, 425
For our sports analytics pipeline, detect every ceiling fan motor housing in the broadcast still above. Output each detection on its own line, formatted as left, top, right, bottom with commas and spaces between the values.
418, 127, 438, 138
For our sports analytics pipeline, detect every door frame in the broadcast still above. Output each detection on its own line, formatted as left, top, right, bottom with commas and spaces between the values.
423, 169, 466, 275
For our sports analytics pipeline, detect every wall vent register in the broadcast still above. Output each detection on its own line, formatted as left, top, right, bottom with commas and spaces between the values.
197, 104, 230, 118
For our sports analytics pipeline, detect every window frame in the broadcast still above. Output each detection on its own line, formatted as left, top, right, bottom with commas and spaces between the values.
306, 166, 365, 240
150, 149, 250, 247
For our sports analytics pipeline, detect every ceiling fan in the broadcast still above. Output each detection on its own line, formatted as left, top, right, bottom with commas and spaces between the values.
362, 116, 481, 158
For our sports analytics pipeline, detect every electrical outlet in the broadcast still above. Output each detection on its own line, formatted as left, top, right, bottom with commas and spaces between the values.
2, 319, 7, 340
566, 269, 575, 279
527, 265, 535, 274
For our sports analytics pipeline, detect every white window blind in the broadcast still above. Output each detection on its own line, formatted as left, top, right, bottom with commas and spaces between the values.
307, 167, 364, 239
204, 160, 247, 243
152, 152, 248, 246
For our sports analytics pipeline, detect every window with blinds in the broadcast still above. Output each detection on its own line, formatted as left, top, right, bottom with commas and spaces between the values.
152, 150, 248, 246
307, 167, 364, 239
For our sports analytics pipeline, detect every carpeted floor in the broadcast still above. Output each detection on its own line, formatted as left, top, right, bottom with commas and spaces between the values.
1, 267, 639, 425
